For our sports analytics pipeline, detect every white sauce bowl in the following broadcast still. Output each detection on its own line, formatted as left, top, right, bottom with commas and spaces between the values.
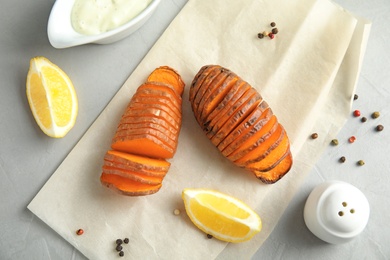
47, 0, 161, 49
303, 181, 370, 244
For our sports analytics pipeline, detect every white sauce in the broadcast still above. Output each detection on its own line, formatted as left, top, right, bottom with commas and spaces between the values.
71, 0, 152, 35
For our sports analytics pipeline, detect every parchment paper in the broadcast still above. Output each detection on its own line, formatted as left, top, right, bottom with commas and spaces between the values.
28, 0, 371, 259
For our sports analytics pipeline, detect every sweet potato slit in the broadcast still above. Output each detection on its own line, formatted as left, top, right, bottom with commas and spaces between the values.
147, 66, 185, 97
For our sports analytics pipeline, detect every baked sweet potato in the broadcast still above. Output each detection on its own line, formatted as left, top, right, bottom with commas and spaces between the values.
101, 66, 184, 196
190, 65, 293, 184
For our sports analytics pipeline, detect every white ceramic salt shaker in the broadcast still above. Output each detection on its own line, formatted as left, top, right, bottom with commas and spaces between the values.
303, 181, 370, 244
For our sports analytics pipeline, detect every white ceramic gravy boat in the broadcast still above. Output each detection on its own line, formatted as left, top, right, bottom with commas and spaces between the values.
47, 0, 161, 49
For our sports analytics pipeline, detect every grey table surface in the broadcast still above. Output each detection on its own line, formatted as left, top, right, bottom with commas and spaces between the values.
1, 0, 389, 259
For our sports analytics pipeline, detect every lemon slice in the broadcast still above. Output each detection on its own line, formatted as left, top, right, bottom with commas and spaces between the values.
26, 57, 78, 138
182, 188, 262, 243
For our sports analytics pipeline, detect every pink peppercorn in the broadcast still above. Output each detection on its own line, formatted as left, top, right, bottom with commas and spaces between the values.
353, 110, 361, 117
269, 33, 275, 39
348, 136, 356, 143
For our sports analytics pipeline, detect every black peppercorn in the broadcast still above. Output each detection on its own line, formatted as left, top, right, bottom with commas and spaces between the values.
270, 22, 276, 27
361, 117, 367, 123
207, 234, 213, 239
116, 245, 123, 252
311, 133, 318, 139
376, 124, 384, 131
119, 251, 124, 257
354, 94, 358, 100
116, 239, 123, 245
124, 238, 129, 244
257, 33, 264, 39
339, 156, 346, 163
271, 28, 278, 34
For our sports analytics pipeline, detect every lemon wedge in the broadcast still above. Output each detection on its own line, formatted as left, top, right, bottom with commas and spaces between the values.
182, 188, 262, 243
26, 57, 78, 138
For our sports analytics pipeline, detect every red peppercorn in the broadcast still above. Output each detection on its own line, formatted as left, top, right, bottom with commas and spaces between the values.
76, 229, 84, 235
269, 33, 275, 39
353, 110, 361, 117
348, 136, 356, 143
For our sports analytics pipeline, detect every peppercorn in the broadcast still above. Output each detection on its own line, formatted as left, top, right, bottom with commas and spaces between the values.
376, 124, 384, 131
263, 31, 269, 36
354, 94, 358, 100
339, 156, 346, 163
331, 139, 339, 146
257, 33, 264, 39
311, 133, 318, 139
207, 234, 213, 239
361, 117, 367, 123
348, 136, 356, 143
353, 110, 361, 117
270, 22, 276, 27
124, 238, 129, 244
271, 28, 278, 34
357, 160, 365, 166
372, 111, 380, 119
116, 245, 123, 252
173, 209, 181, 215
116, 239, 123, 245
76, 229, 84, 236
119, 251, 124, 257
269, 33, 275, 39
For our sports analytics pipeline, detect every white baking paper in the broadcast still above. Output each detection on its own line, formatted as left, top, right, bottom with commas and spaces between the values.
28, 0, 371, 259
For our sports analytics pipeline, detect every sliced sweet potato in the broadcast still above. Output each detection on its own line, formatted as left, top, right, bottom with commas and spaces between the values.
210, 93, 263, 146
225, 117, 279, 160
195, 71, 231, 123
118, 116, 179, 135
192, 66, 223, 114
111, 134, 175, 159
102, 165, 164, 185
147, 66, 185, 97
218, 106, 272, 152
253, 151, 293, 184
189, 65, 220, 106
131, 95, 181, 118
114, 128, 177, 149
206, 88, 261, 138
104, 149, 169, 178
245, 128, 290, 170
138, 82, 182, 104
117, 121, 178, 136
135, 88, 182, 112
121, 107, 180, 130
105, 150, 170, 171
203, 85, 255, 135
199, 73, 239, 123
126, 102, 181, 125
101, 172, 162, 196
233, 124, 284, 167
202, 79, 247, 128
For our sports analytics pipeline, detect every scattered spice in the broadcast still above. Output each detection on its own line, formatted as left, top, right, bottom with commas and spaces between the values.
119, 251, 124, 257
116, 239, 123, 245
270, 22, 276, 27
354, 94, 358, 100
331, 139, 339, 146
357, 160, 365, 166
116, 245, 123, 252
173, 209, 181, 215
271, 28, 279, 34
371, 111, 380, 119
269, 33, 275, 39
339, 156, 346, 163
376, 124, 384, 131
353, 110, 361, 117
76, 229, 84, 236
257, 33, 264, 39
361, 117, 367, 123
263, 31, 269, 37
207, 234, 213, 239
348, 136, 356, 143
124, 238, 129, 244
311, 133, 318, 139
